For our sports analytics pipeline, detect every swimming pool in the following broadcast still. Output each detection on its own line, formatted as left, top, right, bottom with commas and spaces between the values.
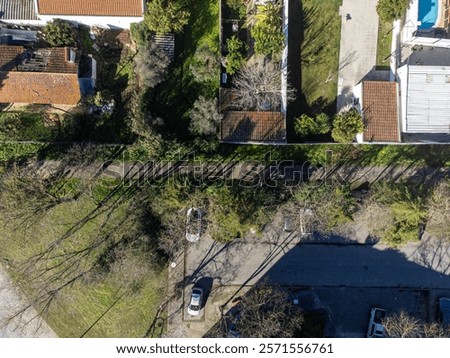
418, 0, 439, 29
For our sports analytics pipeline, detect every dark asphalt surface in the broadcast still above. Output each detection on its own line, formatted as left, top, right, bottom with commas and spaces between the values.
265, 244, 450, 289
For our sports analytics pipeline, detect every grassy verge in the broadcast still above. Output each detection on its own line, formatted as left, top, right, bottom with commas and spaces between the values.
301, 0, 342, 114
0, 179, 166, 337
376, 17, 393, 69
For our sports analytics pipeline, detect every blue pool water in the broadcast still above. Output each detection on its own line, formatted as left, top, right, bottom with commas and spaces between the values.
418, 0, 439, 29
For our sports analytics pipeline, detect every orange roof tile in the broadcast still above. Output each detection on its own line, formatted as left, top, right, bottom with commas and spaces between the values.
362, 81, 400, 142
37, 0, 143, 17
0, 71, 80, 105
221, 111, 286, 142
0, 45, 80, 105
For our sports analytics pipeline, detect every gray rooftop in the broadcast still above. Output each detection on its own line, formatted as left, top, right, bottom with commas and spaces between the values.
0, 0, 37, 20
408, 46, 450, 67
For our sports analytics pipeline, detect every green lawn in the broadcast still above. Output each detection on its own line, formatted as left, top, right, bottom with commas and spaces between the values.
376, 17, 393, 69
0, 178, 166, 337
301, 0, 342, 114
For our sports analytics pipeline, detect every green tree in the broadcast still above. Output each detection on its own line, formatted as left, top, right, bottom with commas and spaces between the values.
189, 96, 223, 136
134, 41, 170, 87
331, 109, 363, 143
144, 0, 190, 34
130, 21, 152, 49
251, 1, 284, 58
369, 182, 428, 247
226, 0, 246, 19
293, 181, 354, 232
225, 35, 246, 75
376, 0, 409, 22
189, 44, 220, 83
44, 19, 75, 47
295, 113, 330, 137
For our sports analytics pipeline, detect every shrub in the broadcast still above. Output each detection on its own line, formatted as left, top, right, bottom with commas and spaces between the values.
44, 19, 75, 47
189, 96, 223, 137
226, 0, 246, 19
331, 109, 363, 143
295, 113, 331, 137
225, 35, 246, 75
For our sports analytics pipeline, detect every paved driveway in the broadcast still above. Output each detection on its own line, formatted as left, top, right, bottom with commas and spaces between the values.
337, 0, 379, 111
0, 264, 56, 338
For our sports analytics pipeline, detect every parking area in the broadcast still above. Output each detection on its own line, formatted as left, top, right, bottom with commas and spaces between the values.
166, 218, 450, 337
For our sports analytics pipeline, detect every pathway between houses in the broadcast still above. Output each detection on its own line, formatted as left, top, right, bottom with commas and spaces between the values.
337, 0, 379, 112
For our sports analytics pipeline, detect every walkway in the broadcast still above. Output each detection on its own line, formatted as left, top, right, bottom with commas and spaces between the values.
337, 0, 379, 112
0, 263, 57, 337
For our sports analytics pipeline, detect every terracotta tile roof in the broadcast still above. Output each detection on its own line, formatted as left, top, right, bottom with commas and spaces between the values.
0, 45, 80, 105
362, 81, 400, 142
37, 0, 143, 17
221, 111, 286, 143
0, 72, 80, 105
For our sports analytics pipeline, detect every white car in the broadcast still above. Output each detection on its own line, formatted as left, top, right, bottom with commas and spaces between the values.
187, 287, 204, 316
185, 208, 203, 242
367, 308, 386, 338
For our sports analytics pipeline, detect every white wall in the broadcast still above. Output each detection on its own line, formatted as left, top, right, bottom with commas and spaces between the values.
37, 14, 143, 29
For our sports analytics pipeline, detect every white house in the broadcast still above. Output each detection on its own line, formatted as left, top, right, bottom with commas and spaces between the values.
35, 0, 145, 28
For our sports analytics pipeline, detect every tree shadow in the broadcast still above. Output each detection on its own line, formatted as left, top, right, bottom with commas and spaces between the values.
202, 233, 450, 337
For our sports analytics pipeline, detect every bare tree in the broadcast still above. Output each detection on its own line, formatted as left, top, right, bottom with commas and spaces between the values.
230, 62, 296, 111
208, 281, 304, 338
384, 311, 450, 338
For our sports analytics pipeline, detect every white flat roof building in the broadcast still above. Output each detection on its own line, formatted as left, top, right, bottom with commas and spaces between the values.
400, 64, 450, 133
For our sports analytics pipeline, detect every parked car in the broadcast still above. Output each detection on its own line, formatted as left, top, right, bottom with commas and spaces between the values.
185, 208, 203, 242
367, 308, 386, 338
187, 287, 204, 316
438, 297, 450, 327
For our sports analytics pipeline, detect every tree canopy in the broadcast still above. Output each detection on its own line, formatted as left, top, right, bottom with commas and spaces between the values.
144, 0, 190, 34
251, 1, 284, 58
